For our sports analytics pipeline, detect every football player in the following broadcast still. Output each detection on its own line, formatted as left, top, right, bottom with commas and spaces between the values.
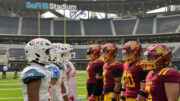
59, 43, 69, 101
86, 44, 104, 101
20, 38, 52, 101
101, 43, 124, 101
140, 44, 180, 101
47, 43, 66, 101
64, 44, 78, 101
120, 41, 148, 101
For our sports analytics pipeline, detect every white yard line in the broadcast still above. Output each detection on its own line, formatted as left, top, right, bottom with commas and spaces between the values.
0, 97, 23, 99
77, 87, 86, 88
0, 88, 21, 90
76, 77, 86, 79
0, 83, 20, 85
78, 95, 85, 96
77, 82, 86, 83
0, 81, 19, 83
0, 86, 86, 90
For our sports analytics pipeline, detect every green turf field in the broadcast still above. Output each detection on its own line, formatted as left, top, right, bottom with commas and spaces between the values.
0, 71, 179, 101
0, 71, 87, 101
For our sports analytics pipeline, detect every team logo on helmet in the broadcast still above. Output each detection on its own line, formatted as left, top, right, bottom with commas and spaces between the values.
86, 44, 101, 60
101, 43, 118, 62
140, 44, 172, 70
25, 38, 52, 65
122, 41, 142, 64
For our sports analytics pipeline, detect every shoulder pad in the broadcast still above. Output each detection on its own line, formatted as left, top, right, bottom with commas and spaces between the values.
158, 68, 180, 83
47, 66, 60, 79
111, 61, 124, 70
110, 61, 118, 66
158, 68, 174, 76
20, 69, 45, 80
94, 60, 104, 65
93, 60, 99, 64
59, 65, 64, 70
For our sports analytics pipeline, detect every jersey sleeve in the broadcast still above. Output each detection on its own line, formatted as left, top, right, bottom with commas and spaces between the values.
47, 66, 60, 79
159, 68, 180, 83
138, 63, 149, 82
20, 69, 45, 84
94, 60, 104, 76
113, 62, 124, 77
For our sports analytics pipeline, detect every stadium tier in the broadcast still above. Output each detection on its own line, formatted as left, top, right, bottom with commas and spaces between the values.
0, 15, 180, 36
0, 42, 179, 70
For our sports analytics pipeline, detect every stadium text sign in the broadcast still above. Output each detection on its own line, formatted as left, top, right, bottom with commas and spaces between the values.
26, 1, 77, 10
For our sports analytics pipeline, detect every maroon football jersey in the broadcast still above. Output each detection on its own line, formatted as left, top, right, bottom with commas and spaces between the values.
145, 68, 180, 101
103, 61, 124, 89
123, 60, 144, 98
86, 60, 104, 84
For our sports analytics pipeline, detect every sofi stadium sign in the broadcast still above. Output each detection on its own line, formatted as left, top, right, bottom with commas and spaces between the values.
26, 1, 77, 10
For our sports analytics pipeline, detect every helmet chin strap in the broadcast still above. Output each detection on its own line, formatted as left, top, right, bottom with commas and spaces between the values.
31, 60, 45, 66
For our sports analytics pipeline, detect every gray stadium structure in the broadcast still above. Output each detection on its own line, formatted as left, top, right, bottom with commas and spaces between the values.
0, 0, 180, 70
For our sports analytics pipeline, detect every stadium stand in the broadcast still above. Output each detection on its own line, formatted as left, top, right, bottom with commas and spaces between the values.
66, 20, 81, 36
9, 48, 25, 60
54, 20, 65, 35
136, 17, 154, 34
83, 19, 112, 36
22, 18, 51, 35
157, 15, 180, 33
73, 49, 87, 59
0, 16, 19, 34
54, 20, 81, 36
172, 47, 180, 59
113, 19, 136, 35
0, 15, 180, 36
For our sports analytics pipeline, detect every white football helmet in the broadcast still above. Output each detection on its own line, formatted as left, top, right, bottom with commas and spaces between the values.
50, 43, 67, 64
64, 44, 75, 60
25, 38, 52, 65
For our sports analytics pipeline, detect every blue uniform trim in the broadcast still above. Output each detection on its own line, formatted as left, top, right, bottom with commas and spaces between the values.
21, 69, 45, 80
47, 66, 60, 79
59, 65, 64, 70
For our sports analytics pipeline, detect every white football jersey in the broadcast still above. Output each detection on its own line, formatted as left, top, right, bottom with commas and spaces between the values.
64, 61, 78, 99
20, 63, 50, 101
47, 64, 63, 101
61, 62, 69, 96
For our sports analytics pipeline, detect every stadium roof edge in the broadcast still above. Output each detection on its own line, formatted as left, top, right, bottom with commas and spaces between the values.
0, 32, 179, 38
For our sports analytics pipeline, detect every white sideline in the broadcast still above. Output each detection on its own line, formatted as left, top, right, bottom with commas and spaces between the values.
0, 97, 23, 99
0, 95, 86, 99
0, 82, 85, 85
0, 81, 18, 83
0, 83, 20, 85
0, 86, 86, 90
0, 88, 21, 90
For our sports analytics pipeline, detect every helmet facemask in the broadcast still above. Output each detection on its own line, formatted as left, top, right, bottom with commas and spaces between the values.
101, 50, 116, 63
140, 50, 171, 70
86, 44, 101, 61
49, 43, 67, 65
63, 44, 74, 61
122, 50, 140, 64
86, 50, 98, 60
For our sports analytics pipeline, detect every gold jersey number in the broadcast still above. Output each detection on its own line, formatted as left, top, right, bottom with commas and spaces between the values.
123, 72, 135, 88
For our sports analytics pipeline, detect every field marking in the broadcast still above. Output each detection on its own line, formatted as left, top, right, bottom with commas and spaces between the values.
0, 83, 20, 85
0, 82, 85, 85
77, 82, 86, 84
0, 97, 23, 99
0, 86, 86, 91
78, 95, 86, 97
0, 88, 21, 90
77, 87, 86, 88
0, 80, 19, 83
76, 77, 86, 79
